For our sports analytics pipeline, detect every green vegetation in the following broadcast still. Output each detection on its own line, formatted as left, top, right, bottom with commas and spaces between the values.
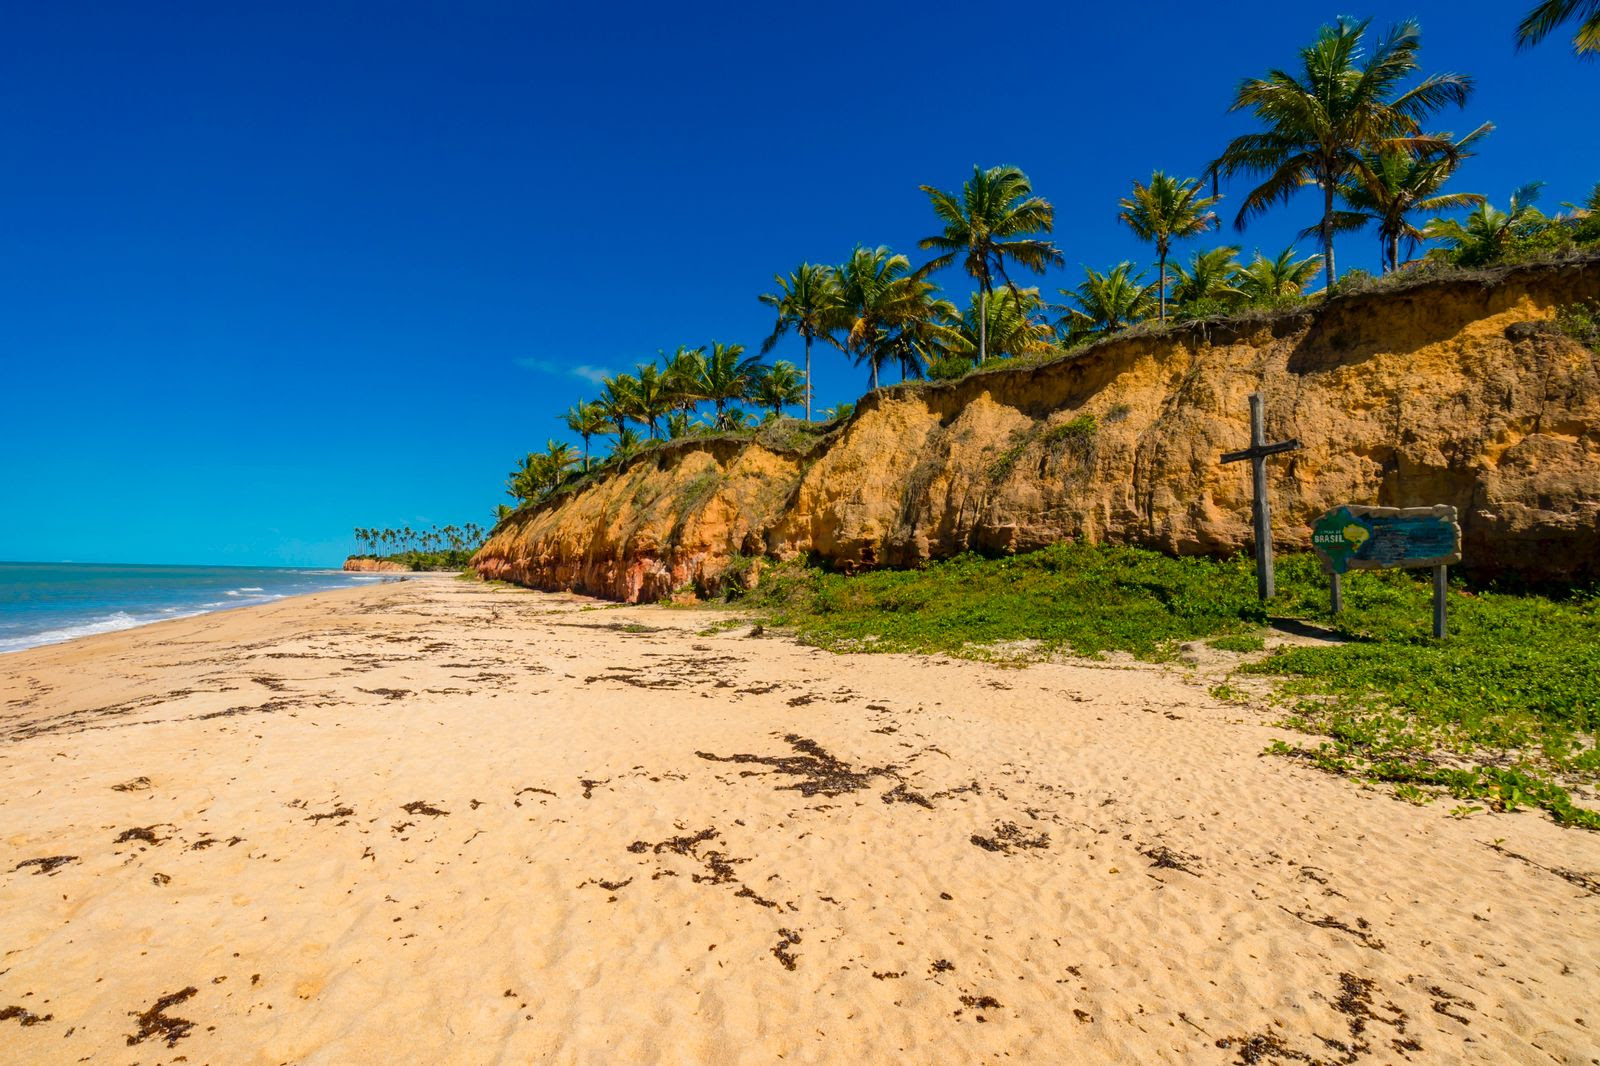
1517, 0, 1600, 55
731, 543, 1600, 829
351, 522, 487, 571
1555, 299, 1600, 348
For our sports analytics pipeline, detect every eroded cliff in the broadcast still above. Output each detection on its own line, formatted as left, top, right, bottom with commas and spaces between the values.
476, 258, 1600, 600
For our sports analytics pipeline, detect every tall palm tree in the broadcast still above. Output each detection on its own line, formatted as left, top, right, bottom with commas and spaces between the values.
751, 361, 806, 419
759, 264, 839, 421
832, 246, 959, 391
918, 165, 1063, 363
661, 345, 708, 418
1235, 247, 1325, 302
1517, 0, 1600, 54
596, 373, 640, 438
1337, 124, 1492, 272
632, 363, 673, 439
1058, 264, 1157, 340
695, 342, 764, 430
1169, 247, 1246, 309
1209, 17, 1474, 284
1117, 172, 1220, 322
954, 287, 1056, 359
1422, 184, 1547, 267
563, 401, 611, 471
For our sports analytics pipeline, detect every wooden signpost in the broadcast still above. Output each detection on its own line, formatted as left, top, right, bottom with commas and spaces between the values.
1221, 393, 1300, 601
1309, 504, 1462, 639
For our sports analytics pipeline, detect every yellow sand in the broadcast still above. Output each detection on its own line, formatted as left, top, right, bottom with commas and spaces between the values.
1, 576, 1597, 1064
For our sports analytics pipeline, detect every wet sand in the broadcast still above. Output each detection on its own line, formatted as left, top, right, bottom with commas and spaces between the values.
2, 575, 1597, 1064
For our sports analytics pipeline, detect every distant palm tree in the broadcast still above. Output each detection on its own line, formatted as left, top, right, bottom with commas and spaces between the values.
1338, 124, 1492, 272
1209, 17, 1474, 284
661, 346, 708, 418
954, 287, 1056, 359
694, 342, 764, 430
1118, 172, 1220, 321
1058, 264, 1157, 340
759, 264, 839, 421
1517, 0, 1600, 54
563, 400, 611, 471
1235, 247, 1325, 302
1169, 247, 1246, 309
1422, 184, 1547, 267
919, 165, 1063, 363
752, 361, 806, 419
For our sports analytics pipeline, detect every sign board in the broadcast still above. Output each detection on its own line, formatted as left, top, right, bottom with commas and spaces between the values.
1310, 505, 1461, 575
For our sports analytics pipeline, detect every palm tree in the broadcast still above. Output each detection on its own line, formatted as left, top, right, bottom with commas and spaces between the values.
1337, 124, 1492, 272
608, 426, 643, 462
832, 246, 959, 391
1209, 17, 1474, 284
694, 343, 763, 430
597, 373, 640, 438
1235, 247, 1325, 302
1117, 172, 1220, 321
1169, 247, 1246, 309
1422, 184, 1547, 267
919, 165, 1063, 363
563, 401, 611, 471
1517, 0, 1600, 54
1058, 264, 1156, 340
759, 264, 839, 421
661, 346, 707, 418
539, 440, 578, 491
632, 363, 673, 439
751, 361, 806, 419
954, 287, 1056, 359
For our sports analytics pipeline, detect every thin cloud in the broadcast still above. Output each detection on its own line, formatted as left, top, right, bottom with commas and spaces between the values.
515, 357, 613, 386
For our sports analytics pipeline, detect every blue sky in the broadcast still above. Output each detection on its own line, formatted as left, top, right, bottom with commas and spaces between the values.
1, 1, 1594, 566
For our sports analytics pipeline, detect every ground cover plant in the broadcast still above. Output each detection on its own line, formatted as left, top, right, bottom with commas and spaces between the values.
734, 543, 1600, 828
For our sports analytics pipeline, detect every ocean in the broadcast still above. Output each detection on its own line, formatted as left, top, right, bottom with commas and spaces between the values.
0, 562, 402, 654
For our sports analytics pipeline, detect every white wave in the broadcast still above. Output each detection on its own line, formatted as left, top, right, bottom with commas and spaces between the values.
0, 610, 204, 654
238, 586, 265, 592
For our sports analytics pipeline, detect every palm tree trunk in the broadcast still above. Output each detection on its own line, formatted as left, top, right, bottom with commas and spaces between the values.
582, 435, 590, 472
803, 333, 812, 422
1389, 232, 1400, 274
978, 285, 988, 364
1158, 249, 1168, 323
870, 359, 879, 392
1322, 181, 1337, 286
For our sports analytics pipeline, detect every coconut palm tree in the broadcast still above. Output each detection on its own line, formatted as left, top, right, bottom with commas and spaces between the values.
954, 287, 1056, 359
1337, 124, 1492, 272
1422, 184, 1548, 267
1058, 264, 1157, 340
759, 264, 839, 421
607, 426, 643, 463
832, 246, 959, 391
751, 361, 806, 419
694, 342, 764, 430
1117, 172, 1220, 322
918, 165, 1063, 363
596, 373, 640, 438
1209, 17, 1474, 284
563, 400, 611, 471
632, 363, 674, 439
1517, 0, 1600, 54
1169, 247, 1246, 309
1235, 247, 1325, 302
661, 346, 708, 418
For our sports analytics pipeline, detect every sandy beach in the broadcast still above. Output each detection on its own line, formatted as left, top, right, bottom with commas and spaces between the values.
2, 575, 1597, 1065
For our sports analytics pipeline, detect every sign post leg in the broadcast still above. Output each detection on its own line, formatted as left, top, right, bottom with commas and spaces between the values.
1249, 393, 1274, 601
1330, 572, 1342, 615
1433, 565, 1447, 639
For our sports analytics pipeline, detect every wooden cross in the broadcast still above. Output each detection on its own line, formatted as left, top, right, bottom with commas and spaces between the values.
1221, 392, 1300, 601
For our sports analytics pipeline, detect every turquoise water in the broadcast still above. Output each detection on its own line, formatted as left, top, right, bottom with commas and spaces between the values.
0, 562, 400, 654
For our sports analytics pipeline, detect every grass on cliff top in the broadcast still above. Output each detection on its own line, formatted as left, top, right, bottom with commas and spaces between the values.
736, 542, 1600, 828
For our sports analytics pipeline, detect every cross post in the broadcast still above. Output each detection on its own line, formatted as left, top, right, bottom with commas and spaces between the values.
1220, 392, 1300, 602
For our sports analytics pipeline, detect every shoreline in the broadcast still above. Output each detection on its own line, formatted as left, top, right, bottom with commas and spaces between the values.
2, 576, 1597, 1063
0, 569, 418, 657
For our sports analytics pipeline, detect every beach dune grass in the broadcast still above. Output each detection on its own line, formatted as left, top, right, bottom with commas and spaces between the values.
739, 542, 1600, 826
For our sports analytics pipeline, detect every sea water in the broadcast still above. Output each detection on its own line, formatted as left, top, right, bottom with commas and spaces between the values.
0, 562, 399, 654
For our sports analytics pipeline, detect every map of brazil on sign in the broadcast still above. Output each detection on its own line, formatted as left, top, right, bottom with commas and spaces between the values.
1310, 505, 1462, 575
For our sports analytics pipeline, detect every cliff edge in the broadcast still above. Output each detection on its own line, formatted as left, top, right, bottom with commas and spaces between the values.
475, 257, 1600, 600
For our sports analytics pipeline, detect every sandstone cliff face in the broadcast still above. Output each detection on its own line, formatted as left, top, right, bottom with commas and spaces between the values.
476, 259, 1600, 600
343, 557, 410, 573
